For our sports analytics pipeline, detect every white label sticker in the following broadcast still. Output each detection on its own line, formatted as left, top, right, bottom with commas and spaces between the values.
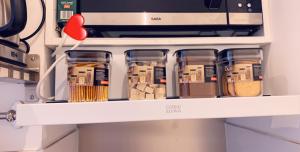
60, 11, 73, 20
165, 104, 182, 113
240, 74, 246, 81
180, 65, 204, 83
78, 77, 85, 85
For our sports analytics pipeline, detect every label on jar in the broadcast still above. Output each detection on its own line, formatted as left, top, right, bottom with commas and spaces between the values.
94, 68, 109, 86
132, 65, 154, 84
224, 63, 262, 97
154, 67, 166, 84
204, 65, 217, 82
68, 66, 94, 86
179, 65, 216, 83
179, 65, 204, 83
227, 64, 258, 82
253, 64, 263, 81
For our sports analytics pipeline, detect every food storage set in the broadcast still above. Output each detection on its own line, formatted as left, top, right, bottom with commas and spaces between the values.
174, 49, 218, 98
66, 50, 112, 102
217, 48, 263, 97
125, 49, 168, 100
66, 48, 263, 102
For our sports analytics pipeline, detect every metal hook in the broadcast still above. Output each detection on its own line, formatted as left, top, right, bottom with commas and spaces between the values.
0, 110, 16, 123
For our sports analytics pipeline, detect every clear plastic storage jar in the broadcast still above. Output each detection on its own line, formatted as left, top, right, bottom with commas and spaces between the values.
66, 50, 112, 102
174, 49, 218, 98
125, 49, 168, 100
217, 48, 263, 97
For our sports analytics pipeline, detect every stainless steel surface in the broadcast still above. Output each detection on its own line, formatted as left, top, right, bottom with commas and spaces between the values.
0, 54, 40, 83
103, 31, 207, 37
0, 110, 16, 123
0, 36, 25, 64
0, 0, 12, 27
80, 120, 226, 152
82, 12, 227, 25
0, 50, 25, 64
229, 13, 263, 25
25, 54, 40, 71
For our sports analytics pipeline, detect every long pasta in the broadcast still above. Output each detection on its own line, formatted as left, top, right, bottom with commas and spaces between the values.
68, 64, 109, 102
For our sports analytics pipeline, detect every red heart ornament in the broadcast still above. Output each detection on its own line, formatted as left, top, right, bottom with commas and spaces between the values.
63, 14, 87, 41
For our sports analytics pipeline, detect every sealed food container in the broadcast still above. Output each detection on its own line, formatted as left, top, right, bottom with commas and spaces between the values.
174, 49, 218, 98
217, 48, 263, 97
66, 50, 112, 102
125, 49, 168, 100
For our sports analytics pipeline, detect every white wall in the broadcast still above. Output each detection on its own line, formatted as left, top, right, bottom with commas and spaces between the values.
226, 124, 300, 152
0, 83, 43, 151
227, 0, 300, 151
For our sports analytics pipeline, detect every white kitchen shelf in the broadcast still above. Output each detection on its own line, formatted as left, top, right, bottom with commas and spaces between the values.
16, 96, 300, 126
45, 0, 271, 47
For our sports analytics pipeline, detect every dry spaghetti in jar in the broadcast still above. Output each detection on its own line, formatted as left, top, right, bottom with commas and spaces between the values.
217, 48, 263, 97
66, 50, 112, 102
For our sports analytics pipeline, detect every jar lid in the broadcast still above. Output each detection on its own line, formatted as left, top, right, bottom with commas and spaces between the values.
125, 49, 169, 62
217, 48, 263, 62
65, 50, 112, 62
174, 49, 218, 62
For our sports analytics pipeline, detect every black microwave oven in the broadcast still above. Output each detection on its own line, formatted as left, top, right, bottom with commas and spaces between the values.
57, 0, 263, 37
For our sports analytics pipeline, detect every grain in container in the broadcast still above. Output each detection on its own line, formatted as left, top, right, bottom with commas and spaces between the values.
217, 48, 263, 97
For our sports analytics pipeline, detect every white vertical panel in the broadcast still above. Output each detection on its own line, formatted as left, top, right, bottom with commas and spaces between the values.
0, 83, 42, 151
55, 45, 258, 100
265, 0, 300, 95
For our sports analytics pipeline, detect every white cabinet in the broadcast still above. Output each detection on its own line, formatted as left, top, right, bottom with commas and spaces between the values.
2, 0, 300, 152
